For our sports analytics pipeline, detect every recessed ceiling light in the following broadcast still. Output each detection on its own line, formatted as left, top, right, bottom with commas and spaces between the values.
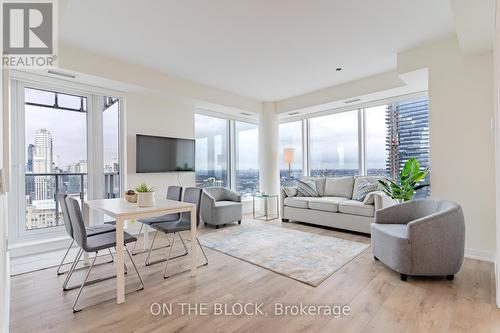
336, 67, 342, 71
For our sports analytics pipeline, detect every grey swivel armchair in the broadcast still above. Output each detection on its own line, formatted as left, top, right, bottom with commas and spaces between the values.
371, 199, 465, 281
201, 187, 242, 229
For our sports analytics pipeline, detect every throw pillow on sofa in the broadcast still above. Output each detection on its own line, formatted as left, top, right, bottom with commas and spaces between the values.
296, 179, 319, 197
282, 186, 298, 197
353, 179, 378, 201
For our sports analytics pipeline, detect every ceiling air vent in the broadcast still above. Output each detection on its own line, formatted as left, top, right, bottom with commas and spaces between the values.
240, 112, 252, 116
288, 111, 300, 116
344, 98, 361, 104
47, 70, 76, 79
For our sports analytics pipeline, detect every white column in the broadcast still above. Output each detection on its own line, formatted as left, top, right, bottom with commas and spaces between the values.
259, 102, 280, 214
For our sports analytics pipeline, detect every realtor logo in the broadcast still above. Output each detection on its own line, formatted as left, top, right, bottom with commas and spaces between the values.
2, 0, 58, 68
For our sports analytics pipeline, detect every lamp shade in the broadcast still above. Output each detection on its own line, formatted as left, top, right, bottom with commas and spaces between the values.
283, 148, 296, 164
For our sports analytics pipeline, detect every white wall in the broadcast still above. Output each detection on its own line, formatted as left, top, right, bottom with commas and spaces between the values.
125, 92, 196, 205
494, 0, 500, 308
398, 37, 496, 260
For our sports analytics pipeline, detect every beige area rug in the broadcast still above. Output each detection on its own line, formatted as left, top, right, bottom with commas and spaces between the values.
199, 222, 369, 286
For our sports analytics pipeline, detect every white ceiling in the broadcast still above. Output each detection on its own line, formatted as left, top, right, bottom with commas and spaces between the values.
60, 0, 457, 101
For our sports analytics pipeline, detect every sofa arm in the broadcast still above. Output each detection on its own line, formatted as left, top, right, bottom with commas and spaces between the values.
224, 188, 242, 202
200, 192, 216, 224
367, 191, 398, 211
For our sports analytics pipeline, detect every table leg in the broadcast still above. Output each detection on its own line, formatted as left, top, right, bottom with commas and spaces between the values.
115, 217, 125, 304
83, 203, 90, 264
190, 207, 197, 277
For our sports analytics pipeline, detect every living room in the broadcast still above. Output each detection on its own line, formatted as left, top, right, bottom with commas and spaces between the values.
1, 0, 500, 332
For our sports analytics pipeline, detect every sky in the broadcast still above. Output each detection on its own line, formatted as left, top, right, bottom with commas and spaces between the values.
25, 88, 119, 169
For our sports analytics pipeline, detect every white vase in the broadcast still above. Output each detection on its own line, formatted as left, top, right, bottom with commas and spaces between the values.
137, 192, 156, 207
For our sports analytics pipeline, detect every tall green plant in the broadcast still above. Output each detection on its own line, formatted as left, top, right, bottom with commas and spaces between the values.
378, 158, 429, 202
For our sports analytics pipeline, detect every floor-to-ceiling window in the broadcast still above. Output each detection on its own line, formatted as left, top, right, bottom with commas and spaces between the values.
278, 121, 303, 184
365, 105, 388, 176
309, 110, 359, 177
194, 113, 259, 196
10, 79, 124, 242
235, 121, 259, 195
194, 114, 229, 188
24, 87, 88, 231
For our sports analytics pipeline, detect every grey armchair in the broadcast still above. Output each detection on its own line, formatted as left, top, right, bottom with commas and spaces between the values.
371, 199, 465, 281
201, 187, 242, 229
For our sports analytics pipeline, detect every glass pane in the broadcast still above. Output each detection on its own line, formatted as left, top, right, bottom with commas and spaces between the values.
25, 87, 87, 231
58, 92, 86, 111
25, 87, 55, 105
309, 110, 359, 177
279, 121, 303, 184
365, 105, 389, 176
103, 98, 120, 199
235, 121, 259, 195
195, 114, 229, 188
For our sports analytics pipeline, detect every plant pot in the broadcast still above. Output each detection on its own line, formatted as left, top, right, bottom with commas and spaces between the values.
137, 192, 156, 207
124, 192, 137, 203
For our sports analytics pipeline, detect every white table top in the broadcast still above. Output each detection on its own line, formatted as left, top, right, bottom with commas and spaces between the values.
85, 198, 195, 219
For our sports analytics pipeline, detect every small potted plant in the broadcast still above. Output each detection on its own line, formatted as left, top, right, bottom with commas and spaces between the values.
124, 189, 137, 203
135, 183, 156, 207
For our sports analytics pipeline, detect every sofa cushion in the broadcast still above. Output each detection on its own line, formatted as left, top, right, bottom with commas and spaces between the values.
300, 177, 326, 196
215, 200, 242, 208
284, 197, 310, 209
352, 176, 382, 200
308, 197, 349, 212
338, 200, 375, 217
324, 176, 354, 198
296, 179, 319, 197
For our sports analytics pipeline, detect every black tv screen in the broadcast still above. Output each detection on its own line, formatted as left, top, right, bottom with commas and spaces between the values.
136, 134, 195, 173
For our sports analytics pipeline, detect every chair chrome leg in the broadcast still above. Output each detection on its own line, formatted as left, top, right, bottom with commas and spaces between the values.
62, 248, 83, 290
145, 230, 159, 266
56, 239, 75, 275
131, 223, 144, 255
177, 233, 189, 254
163, 233, 176, 278
125, 247, 144, 290
73, 253, 98, 313
133, 225, 172, 256
196, 237, 209, 265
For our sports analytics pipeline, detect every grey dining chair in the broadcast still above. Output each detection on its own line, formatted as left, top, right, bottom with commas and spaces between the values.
56, 194, 115, 276
148, 187, 208, 278
65, 196, 144, 312
131, 185, 183, 255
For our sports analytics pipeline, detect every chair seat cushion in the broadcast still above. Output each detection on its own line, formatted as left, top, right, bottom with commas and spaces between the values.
85, 231, 137, 252
138, 213, 180, 225
371, 223, 411, 274
284, 197, 310, 209
307, 197, 349, 212
150, 220, 191, 233
338, 200, 375, 217
86, 224, 116, 236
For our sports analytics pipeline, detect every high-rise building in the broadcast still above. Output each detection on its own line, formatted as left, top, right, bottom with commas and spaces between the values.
26, 144, 34, 172
33, 129, 54, 201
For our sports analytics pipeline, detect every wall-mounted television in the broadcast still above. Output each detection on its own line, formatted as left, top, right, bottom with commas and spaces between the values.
136, 134, 195, 173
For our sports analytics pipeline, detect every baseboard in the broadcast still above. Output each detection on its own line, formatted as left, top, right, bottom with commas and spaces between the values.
464, 248, 496, 263
495, 260, 500, 308
3, 252, 10, 333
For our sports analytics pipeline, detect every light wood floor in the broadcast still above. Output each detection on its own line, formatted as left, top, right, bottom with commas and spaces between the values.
9, 217, 500, 333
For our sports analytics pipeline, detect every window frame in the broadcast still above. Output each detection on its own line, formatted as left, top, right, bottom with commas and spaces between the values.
279, 91, 429, 179
195, 110, 259, 198
8, 74, 125, 244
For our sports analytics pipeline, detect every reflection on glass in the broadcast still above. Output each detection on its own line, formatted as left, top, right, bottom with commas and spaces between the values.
309, 110, 359, 176
195, 114, 229, 188
235, 121, 259, 195
103, 98, 120, 199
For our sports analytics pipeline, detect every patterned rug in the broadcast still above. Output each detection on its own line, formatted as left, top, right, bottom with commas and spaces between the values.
199, 222, 369, 286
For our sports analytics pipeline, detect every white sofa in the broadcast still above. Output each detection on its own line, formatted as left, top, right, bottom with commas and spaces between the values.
280, 176, 397, 234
